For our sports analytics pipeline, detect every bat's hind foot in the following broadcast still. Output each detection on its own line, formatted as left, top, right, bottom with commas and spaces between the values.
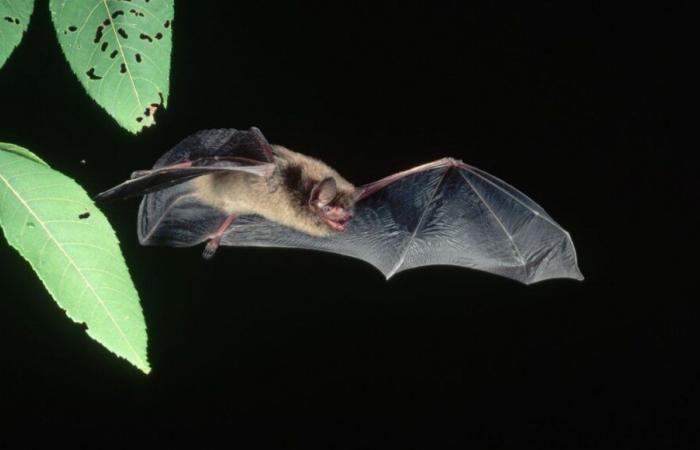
202, 214, 237, 260
202, 239, 221, 260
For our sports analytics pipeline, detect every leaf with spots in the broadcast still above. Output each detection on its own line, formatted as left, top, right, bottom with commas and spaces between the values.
50, 0, 173, 133
0, 143, 149, 373
0, 0, 34, 69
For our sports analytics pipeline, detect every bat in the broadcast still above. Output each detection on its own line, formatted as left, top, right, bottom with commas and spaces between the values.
97, 128, 583, 284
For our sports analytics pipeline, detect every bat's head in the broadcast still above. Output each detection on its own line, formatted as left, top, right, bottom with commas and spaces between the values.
273, 145, 357, 233
308, 177, 355, 232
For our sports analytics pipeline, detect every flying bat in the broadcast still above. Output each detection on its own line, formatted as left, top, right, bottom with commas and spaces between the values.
97, 128, 583, 284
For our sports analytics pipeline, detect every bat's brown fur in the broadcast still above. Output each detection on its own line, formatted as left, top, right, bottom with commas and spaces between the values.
193, 145, 357, 237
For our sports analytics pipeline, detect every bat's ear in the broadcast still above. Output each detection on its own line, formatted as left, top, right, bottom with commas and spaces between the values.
309, 177, 337, 208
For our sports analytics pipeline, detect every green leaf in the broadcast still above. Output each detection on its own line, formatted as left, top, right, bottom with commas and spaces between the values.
0, 0, 34, 69
50, 0, 173, 133
0, 143, 149, 373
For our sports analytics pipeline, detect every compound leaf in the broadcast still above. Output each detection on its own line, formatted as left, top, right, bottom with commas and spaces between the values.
50, 0, 173, 133
0, 142, 149, 373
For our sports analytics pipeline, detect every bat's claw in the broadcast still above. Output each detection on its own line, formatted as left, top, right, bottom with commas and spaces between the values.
202, 213, 237, 260
202, 239, 220, 260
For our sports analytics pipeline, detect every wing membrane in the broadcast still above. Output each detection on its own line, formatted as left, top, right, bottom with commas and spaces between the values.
130, 148, 582, 284
214, 160, 582, 284
96, 128, 274, 200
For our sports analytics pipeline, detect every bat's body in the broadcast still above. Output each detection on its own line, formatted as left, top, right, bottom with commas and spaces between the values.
192, 145, 356, 238
98, 128, 583, 284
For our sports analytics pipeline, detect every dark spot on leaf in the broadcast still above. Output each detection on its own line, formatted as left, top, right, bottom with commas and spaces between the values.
135, 53, 142, 63
110, 50, 118, 58
14, 18, 19, 24
79, 212, 90, 219
103, 18, 111, 26
111, 10, 125, 19
129, 9, 145, 17
155, 32, 163, 40
27, 222, 35, 228
139, 33, 152, 42
101, 42, 108, 51
136, 117, 143, 122
94, 25, 104, 43
86, 68, 102, 80
120, 63, 127, 74
68, 25, 77, 32
3, 17, 14, 24
117, 28, 128, 39
164, 20, 171, 28
144, 103, 158, 117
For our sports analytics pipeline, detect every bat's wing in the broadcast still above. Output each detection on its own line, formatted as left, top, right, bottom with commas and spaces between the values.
95, 128, 275, 200
96, 128, 274, 247
217, 158, 583, 284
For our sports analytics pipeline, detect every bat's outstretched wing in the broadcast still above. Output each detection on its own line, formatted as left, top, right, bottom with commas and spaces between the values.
95, 128, 275, 200
96, 128, 274, 247
218, 158, 582, 284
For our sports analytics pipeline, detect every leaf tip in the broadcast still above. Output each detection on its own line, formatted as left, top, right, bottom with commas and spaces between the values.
137, 361, 152, 375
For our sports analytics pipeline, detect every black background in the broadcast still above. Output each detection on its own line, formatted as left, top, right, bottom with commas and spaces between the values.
0, 1, 696, 447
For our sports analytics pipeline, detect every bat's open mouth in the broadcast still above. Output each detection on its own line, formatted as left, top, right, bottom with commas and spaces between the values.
323, 216, 351, 232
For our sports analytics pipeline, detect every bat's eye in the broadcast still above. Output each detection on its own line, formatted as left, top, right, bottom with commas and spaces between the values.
322, 205, 331, 213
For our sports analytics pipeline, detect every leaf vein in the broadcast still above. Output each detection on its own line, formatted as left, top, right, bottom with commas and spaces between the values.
0, 169, 145, 369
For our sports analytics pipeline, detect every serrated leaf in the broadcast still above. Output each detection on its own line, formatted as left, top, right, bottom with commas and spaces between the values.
0, 0, 34, 69
50, 0, 173, 133
0, 143, 149, 373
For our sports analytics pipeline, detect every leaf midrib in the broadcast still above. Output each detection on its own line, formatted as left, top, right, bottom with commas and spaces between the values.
0, 167, 145, 370
99, 0, 144, 114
